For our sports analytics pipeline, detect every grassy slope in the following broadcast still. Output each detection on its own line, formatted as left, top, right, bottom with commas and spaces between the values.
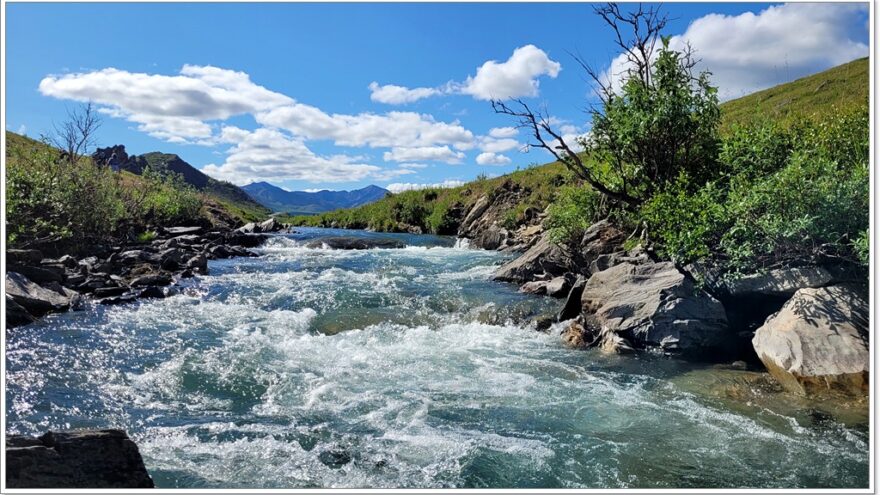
5, 131, 268, 225
284, 57, 869, 234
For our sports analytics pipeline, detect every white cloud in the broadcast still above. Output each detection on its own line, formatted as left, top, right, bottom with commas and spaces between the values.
369, 82, 440, 104
476, 152, 512, 166
462, 45, 561, 100
399, 163, 428, 169
39, 65, 292, 142
371, 167, 418, 181
387, 180, 465, 193
16, 124, 27, 135
382, 146, 465, 164
601, 3, 868, 100
201, 127, 380, 185
479, 137, 520, 153
257, 105, 475, 149
488, 126, 518, 138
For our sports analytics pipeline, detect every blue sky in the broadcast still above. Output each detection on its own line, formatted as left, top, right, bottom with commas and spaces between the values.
6, 2, 869, 192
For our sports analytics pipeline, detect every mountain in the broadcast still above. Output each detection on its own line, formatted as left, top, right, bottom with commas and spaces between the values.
242, 182, 390, 214
92, 146, 270, 223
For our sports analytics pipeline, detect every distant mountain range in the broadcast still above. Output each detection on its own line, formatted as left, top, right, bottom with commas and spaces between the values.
241, 182, 390, 214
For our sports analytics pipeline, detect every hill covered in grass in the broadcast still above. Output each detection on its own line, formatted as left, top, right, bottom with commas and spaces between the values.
285, 57, 869, 236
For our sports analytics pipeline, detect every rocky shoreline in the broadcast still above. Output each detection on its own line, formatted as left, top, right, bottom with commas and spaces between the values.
6, 217, 289, 328
448, 186, 870, 398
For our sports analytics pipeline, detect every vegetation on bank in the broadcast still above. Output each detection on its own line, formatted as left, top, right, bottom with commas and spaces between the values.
5, 131, 264, 253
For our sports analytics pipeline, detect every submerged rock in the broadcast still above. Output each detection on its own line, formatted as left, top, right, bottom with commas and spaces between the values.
6, 429, 154, 488
580, 261, 729, 354
752, 285, 869, 396
305, 237, 405, 250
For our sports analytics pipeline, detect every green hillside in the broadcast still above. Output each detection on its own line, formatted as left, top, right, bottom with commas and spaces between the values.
287, 57, 869, 234
719, 57, 868, 131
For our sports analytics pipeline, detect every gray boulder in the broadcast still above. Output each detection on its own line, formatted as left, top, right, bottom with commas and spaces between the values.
752, 285, 868, 395
163, 226, 203, 236
581, 261, 729, 353
723, 266, 834, 298
129, 273, 172, 287
557, 275, 587, 322
6, 272, 78, 317
492, 234, 571, 283
6, 429, 154, 488
305, 237, 405, 250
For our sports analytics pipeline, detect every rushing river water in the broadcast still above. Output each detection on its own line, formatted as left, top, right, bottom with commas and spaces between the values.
5, 228, 870, 488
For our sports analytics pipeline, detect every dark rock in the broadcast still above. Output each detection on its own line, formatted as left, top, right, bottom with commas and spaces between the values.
561, 320, 598, 349
472, 225, 509, 250
7, 264, 65, 284
129, 273, 172, 287
492, 234, 571, 283
533, 315, 556, 333
186, 254, 208, 274
117, 250, 151, 264
225, 232, 267, 248
138, 286, 166, 299
545, 274, 573, 298
6, 295, 36, 328
163, 226, 203, 236
98, 293, 139, 306
722, 266, 835, 298
557, 275, 587, 322
6, 272, 77, 317
305, 237, 405, 250
5, 429, 154, 488
236, 222, 258, 234
318, 449, 352, 469
93, 286, 129, 298
7, 248, 44, 265
42, 255, 78, 269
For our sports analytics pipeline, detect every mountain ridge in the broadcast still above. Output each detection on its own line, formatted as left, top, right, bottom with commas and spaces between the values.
242, 181, 389, 214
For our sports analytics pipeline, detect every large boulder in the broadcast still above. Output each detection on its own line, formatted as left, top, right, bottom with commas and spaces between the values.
6, 295, 37, 328
6, 272, 78, 317
722, 266, 834, 298
6, 429, 154, 488
492, 234, 571, 283
752, 285, 869, 395
580, 261, 729, 354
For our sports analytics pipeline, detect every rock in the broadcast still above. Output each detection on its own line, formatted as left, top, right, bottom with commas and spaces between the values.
723, 266, 834, 298
169, 234, 201, 245
138, 286, 166, 299
581, 261, 730, 354
580, 219, 626, 259
225, 231, 267, 248
545, 274, 573, 298
752, 285, 869, 395
258, 217, 282, 232
129, 273, 172, 287
5, 429, 154, 488
92, 286, 129, 298
237, 222, 258, 234
7, 264, 64, 284
472, 224, 509, 250
533, 315, 555, 332
7, 248, 44, 265
116, 250, 151, 264
186, 254, 208, 274
159, 248, 187, 271
318, 449, 352, 469
557, 275, 587, 322
492, 234, 571, 283
305, 237, 405, 250
561, 320, 598, 349
519, 281, 548, 295
163, 226, 203, 236
208, 244, 234, 259
98, 293, 139, 306
42, 255, 78, 269
6, 272, 77, 317
6, 295, 36, 328
458, 196, 491, 235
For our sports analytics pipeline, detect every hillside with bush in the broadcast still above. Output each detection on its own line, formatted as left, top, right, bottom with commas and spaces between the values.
286, 56, 869, 277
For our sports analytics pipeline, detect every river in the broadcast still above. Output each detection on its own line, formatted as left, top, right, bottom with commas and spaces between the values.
5, 228, 869, 488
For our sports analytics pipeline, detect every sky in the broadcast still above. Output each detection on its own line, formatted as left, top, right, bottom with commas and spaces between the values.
5, 2, 870, 193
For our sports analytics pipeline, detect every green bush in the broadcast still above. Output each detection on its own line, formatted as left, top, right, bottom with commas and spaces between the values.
545, 185, 601, 245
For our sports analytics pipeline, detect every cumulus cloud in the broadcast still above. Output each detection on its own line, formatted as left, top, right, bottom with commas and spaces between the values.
601, 3, 868, 100
399, 163, 428, 169
479, 137, 520, 153
371, 167, 418, 181
382, 146, 465, 164
488, 126, 518, 138
386, 180, 465, 193
462, 44, 561, 100
475, 152, 512, 166
369, 82, 440, 104
39, 65, 292, 142
202, 127, 380, 185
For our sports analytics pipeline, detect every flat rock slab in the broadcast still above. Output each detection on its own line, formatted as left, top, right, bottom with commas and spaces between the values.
752, 285, 869, 396
305, 237, 405, 250
6, 429, 154, 488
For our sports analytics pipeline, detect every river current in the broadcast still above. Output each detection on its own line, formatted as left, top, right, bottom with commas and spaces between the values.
5, 228, 869, 488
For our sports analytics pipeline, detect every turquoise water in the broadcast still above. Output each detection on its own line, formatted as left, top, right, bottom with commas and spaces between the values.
5, 228, 869, 488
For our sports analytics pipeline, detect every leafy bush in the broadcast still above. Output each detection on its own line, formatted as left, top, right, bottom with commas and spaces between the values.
545, 185, 601, 245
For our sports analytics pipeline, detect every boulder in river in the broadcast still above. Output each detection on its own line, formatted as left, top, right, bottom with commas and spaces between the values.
752, 285, 869, 396
305, 237, 405, 250
580, 261, 729, 354
492, 234, 571, 283
6, 429, 154, 488
6, 272, 79, 318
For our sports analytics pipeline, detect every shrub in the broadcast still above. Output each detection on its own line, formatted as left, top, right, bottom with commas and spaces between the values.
545, 185, 601, 245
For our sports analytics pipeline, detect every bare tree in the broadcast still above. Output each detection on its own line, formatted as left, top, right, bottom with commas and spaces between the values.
49, 102, 102, 164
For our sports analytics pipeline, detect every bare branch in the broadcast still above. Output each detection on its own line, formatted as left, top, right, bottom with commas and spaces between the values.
50, 102, 102, 164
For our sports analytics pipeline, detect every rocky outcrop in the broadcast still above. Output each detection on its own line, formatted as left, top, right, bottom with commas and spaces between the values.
752, 285, 869, 395
492, 235, 572, 283
6, 429, 154, 488
457, 180, 544, 250
6, 226, 272, 328
580, 261, 730, 354
304, 237, 405, 250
